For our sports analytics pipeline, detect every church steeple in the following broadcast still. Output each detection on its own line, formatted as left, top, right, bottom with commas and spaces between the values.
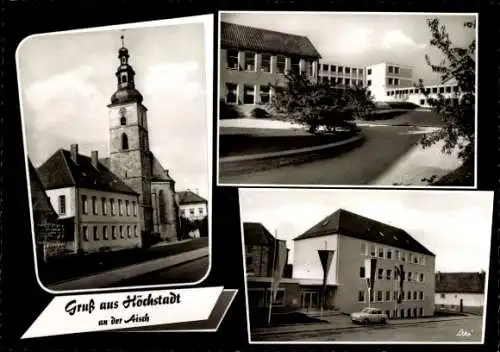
109, 33, 143, 106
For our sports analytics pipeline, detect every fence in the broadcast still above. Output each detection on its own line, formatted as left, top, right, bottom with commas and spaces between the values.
36, 223, 71, 262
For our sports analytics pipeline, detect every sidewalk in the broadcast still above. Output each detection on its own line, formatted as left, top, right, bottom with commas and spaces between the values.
48, 247, 209, 291
252, 314, 474, 336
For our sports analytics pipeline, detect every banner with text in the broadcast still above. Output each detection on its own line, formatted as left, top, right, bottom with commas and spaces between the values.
22, 286, 236, 338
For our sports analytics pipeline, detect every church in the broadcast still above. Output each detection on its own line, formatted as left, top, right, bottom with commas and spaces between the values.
34, 35, 180, 254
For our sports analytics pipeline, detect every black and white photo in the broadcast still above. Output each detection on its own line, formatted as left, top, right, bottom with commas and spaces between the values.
217, 12, 477, 188
18, 15, 213, 293
239, 188, 492, 343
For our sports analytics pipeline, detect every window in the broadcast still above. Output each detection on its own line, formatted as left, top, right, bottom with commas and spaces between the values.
322, 64, 328, 72
120, 226, 124, 239
352, 68, 357, 75
93, 226, 98, 241
58, 195, 66, 215
135, 225, 139, 237
290, 57, 300, 73
358, 291, 365, 302
370, 245, 376, 257
337, 78, 343, 84
133, 201, 137, 216
377, 291, 383, 302
388, 66, 393, 73
401, 291, 405, 301
127, 226, 131, 238
359, 266, 365, 278
439, 87, 445, 93
425, 88, 431, 94
400, 309, 405, 318
419, 308, 423, 317
82, 195, 88, 214
413, 255, 419, 264
407, 308, 412, 317
103, 226, 108, 240
453, 85, 459, 92
110, 199, 115, 216
402, 252, 406, 262
112, 226, 117, 239
420, 273, 424, 282
190, 208, 195, 215
386, 250, 392, 260
420, 99, 425, 105
118, 200, 123, 216
225, 83, 237, 104
276, 55, 286, 74
345, 78, 350, 86
367, 80, 371, 86
121, 74, 127, 83
407, 291, 411, 300
198, 208, 203, 215
393, 291, 398, 301
260, 85, 270, 104
386, 269, 392, 280
244, 52, 255, 71
386, 291, 391, 301
92, 196, 97, 215
432, 87, 438, 93
126, 200, 130, 216
338, 66, 343, 74
121, 133, 129, 150
408, 272, 412, 281
394, 67, 400, 74
388, 78, 393, 85
360, 243, 366, 255
260, 54, 271, 72
321, 76, 328, 84
367, 68, 372, 75
378, 247, 384, 258
226, 50, 238, 70
358, 80, 363, 86
394, 78, 399, 85
387, 91, 391, 96
419, 291, 423, 300
413, 291, 417, 300
121, 56, 126, 65
330, 65, 336, 72
378, 268, 383, 280
243, 85, 255, 104
440, 293, 445, 299
446, 86, 452, 93
345, 67, 350, 74
83, 226, 89, 241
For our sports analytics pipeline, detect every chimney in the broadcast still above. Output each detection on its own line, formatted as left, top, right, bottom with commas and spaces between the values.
91, 151, 99, 169
70, 144, 79, 164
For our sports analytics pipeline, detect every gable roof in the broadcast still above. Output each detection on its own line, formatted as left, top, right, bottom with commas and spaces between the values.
177, 190, 207, 205
221, 21, 322, 59
37, 149, 138, 196
243, 222, 276, 246
435, 272, 486, 294
294, 208, 435, 256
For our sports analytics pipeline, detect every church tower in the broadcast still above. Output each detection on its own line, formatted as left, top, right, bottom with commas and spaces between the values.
108, 34, 153, 237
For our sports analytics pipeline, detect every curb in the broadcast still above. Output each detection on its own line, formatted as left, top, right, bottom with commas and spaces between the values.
252, 316, 471, 337
48, 247, 209, 291
219, 134, 365, 178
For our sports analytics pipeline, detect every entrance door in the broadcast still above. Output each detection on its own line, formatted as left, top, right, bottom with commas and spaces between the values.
301, 292, 319, 309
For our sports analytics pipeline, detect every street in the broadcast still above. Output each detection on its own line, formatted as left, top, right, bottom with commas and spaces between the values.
106, 256, 209, 287
253, 315, 483, 343
220, 125, 422, 185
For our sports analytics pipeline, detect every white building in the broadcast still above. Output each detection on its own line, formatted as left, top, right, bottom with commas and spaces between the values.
292, 208, 436, 319
318, 61, 366, 88
178, 190, 208, 221
435, 272, 486, 315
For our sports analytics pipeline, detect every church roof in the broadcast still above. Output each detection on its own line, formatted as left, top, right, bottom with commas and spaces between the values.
294, 208, 435, 256
109, 87, 143, 106
177, 190, 207, 205
221, 21, 322, 59
37, 149, 138, 196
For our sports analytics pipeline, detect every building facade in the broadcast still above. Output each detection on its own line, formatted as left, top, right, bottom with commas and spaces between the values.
243, 222, 300, 311
292, 209, 436, 319
220, 21, 321, 116
435, 272, 486, 315
178, 190, 208, 221
318, 61, 366, 88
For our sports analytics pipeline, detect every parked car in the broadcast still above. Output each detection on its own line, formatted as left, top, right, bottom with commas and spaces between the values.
351, 307, 388, 324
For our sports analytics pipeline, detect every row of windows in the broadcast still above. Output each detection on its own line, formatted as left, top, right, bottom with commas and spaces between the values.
81, 195, 138, 217
387, 65, 401, 75
82, 224, 139, 241
387, 85, 459, 96
226, 50, 313, 76
225, 83, 271, 105
418, 98, 460, 106
360, 242, 427, 266
386, 308, 424, 319
358, 290, 425, 303
359, 266, 425, 282
387, 78, 401, 86
320, 64, 364, 76
320, 76, 364, 87
180, 207, 205, 217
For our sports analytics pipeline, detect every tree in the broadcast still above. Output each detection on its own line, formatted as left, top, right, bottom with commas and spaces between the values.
416, 18, 476, 185
343, 83, 376, 120
269, 70, 354, 133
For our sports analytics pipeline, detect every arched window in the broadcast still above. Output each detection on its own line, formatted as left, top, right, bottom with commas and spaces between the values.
158, 190, 166, 224
121, 74, 128, 83
120, 116, 126, 126
121, 56, 126, 65
121, 133, 129, 150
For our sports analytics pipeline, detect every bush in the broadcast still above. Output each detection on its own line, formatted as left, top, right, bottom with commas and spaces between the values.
219, 99, 242, 119
250, 107, 269, 118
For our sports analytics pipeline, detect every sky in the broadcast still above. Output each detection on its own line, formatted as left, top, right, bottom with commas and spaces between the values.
17, 18, 211, 199
239, 188, 493, 274
221, 12, 477, 85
